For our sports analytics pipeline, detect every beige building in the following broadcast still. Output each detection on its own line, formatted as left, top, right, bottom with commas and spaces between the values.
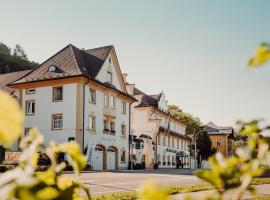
126, 81, 191, 169
204, 122, 235, 157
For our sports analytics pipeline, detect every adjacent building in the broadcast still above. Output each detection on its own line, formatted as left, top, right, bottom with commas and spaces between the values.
203, 122, 235, 157
126, 82, 192, 169
9, 44, 136, 170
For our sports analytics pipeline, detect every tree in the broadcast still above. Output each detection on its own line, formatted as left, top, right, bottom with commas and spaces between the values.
0, 42, 11, 55
196, 131, 215, 168
13, 44, 27, 60
168, 104, 201, 135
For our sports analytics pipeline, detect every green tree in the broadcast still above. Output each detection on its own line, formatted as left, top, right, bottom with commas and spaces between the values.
13, 44, 27, 60
196, 131, 216, 168
0, 42, 11, 55
168, 104, 201, 135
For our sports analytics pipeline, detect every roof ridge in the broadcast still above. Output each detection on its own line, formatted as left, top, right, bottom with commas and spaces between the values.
69, 44, 84, 75
87, 45, 114, 51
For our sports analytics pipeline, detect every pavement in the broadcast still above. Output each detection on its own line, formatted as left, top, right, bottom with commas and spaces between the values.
65, 169, 200, 195
173, 184, 270, 200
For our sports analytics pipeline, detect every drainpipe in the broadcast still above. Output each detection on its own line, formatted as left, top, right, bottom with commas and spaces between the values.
128, 103, 131, 170
82, 77, 90, 152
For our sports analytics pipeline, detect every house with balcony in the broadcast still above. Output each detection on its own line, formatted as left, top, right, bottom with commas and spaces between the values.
8, 44, 136, 170
125, 81, 191, 169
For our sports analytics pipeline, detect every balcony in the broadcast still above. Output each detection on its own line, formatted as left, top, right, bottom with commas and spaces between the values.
103, 107, 116, 118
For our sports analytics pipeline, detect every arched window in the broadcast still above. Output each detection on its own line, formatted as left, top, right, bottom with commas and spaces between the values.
163, 155, 166, 165
120, 150, 126, 163
172, 156, 175, 165
157, 154, 161, 165
167, 155, 171, 165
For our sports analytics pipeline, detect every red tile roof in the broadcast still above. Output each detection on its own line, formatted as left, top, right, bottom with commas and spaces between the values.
0, 70, 31, 94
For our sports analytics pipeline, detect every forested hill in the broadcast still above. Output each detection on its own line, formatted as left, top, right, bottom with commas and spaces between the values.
0, 42, 38, 74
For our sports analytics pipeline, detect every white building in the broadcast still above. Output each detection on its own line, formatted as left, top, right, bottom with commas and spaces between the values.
126, 82, 191, 169
9, 44, 135, 170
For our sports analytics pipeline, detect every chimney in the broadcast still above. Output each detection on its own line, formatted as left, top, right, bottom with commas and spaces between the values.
122, 73, 128, 84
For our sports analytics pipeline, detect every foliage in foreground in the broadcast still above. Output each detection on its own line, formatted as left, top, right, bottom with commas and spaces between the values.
0, 43, 270, 200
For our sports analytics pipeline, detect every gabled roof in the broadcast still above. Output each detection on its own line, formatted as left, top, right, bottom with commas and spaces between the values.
10, 44, 113, 85
0, 70, 31, 94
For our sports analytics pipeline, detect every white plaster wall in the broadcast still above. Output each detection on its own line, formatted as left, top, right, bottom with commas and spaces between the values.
95, 53, 122, 92
158, 93, 168, 112
84, 85, 130, 169
22, 84, 77, 146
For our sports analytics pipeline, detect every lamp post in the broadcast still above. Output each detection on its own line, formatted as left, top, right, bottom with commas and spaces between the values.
193, 129, 205, 170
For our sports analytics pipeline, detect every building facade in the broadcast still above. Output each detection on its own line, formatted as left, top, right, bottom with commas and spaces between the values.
9, 44, 135, 170
126, 82, 191, 169
203, 122, 235, 157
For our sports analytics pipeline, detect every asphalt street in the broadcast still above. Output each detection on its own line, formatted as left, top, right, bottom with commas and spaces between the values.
66, 169, 202, 195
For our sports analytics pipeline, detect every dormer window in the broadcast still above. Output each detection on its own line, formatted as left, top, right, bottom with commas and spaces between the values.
48, 65, 56, 72
109, 57, 111, 63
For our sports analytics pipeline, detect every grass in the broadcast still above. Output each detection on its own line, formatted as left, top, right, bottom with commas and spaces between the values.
91, 178, 270, 200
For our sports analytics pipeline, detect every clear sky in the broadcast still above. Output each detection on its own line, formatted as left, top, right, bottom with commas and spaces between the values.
1, 0, 270, 126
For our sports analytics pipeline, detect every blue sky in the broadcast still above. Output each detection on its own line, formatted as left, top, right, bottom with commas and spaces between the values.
1, 0, 270, 126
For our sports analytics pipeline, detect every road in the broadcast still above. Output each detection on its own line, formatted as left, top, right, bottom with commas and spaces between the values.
66, 169, 202, 195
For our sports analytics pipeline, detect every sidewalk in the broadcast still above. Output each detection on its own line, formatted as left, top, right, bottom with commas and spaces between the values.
172, 184, 270, 200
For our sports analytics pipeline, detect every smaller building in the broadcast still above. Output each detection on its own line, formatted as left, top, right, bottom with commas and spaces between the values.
203, 122, 235, 157
126, 81, 192, 169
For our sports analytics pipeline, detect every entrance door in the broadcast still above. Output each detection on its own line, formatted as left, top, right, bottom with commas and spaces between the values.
107, 147, 116, 170
92, 146, 103, 170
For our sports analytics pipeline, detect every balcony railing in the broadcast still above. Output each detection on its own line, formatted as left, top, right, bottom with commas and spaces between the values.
103, 107, 116, 118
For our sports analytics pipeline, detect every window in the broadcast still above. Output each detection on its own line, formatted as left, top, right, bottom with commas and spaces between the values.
110, 96, 115, 108
107, 71, 113, 84
52, 114, 63, 130
172, 138, 175, 148
110, 121, 115, 134
89, 115, 96, 131
168, 137, 170, 147
89, 89, 96, 103
216, 139, 221, 147
109, 57, 112, 63
103, 120, 109, 133
26, 88, 35, 95
121, 101, 126, 114
121, 150, 126, 162
177, 140, 180, 149
25, 100, 35, 115
53, 86, 63, 101
48, 65, 56, 72
104, 94, 109, 107
121, 124, 126, 136
157, 135, 161, 145
163, 136, 166, 146
157, 154, 161, 165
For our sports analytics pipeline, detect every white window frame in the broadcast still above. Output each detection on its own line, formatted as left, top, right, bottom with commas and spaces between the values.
110, 96, 115, 109
53, 86, 63, 102
89, 89, 96, 104
25, 100, 35, 115
104, 94, 109, 107
89, 115, 96, 131
52, 114, 63, 130
121, 101, 126, 114
26, 88, 35, 95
